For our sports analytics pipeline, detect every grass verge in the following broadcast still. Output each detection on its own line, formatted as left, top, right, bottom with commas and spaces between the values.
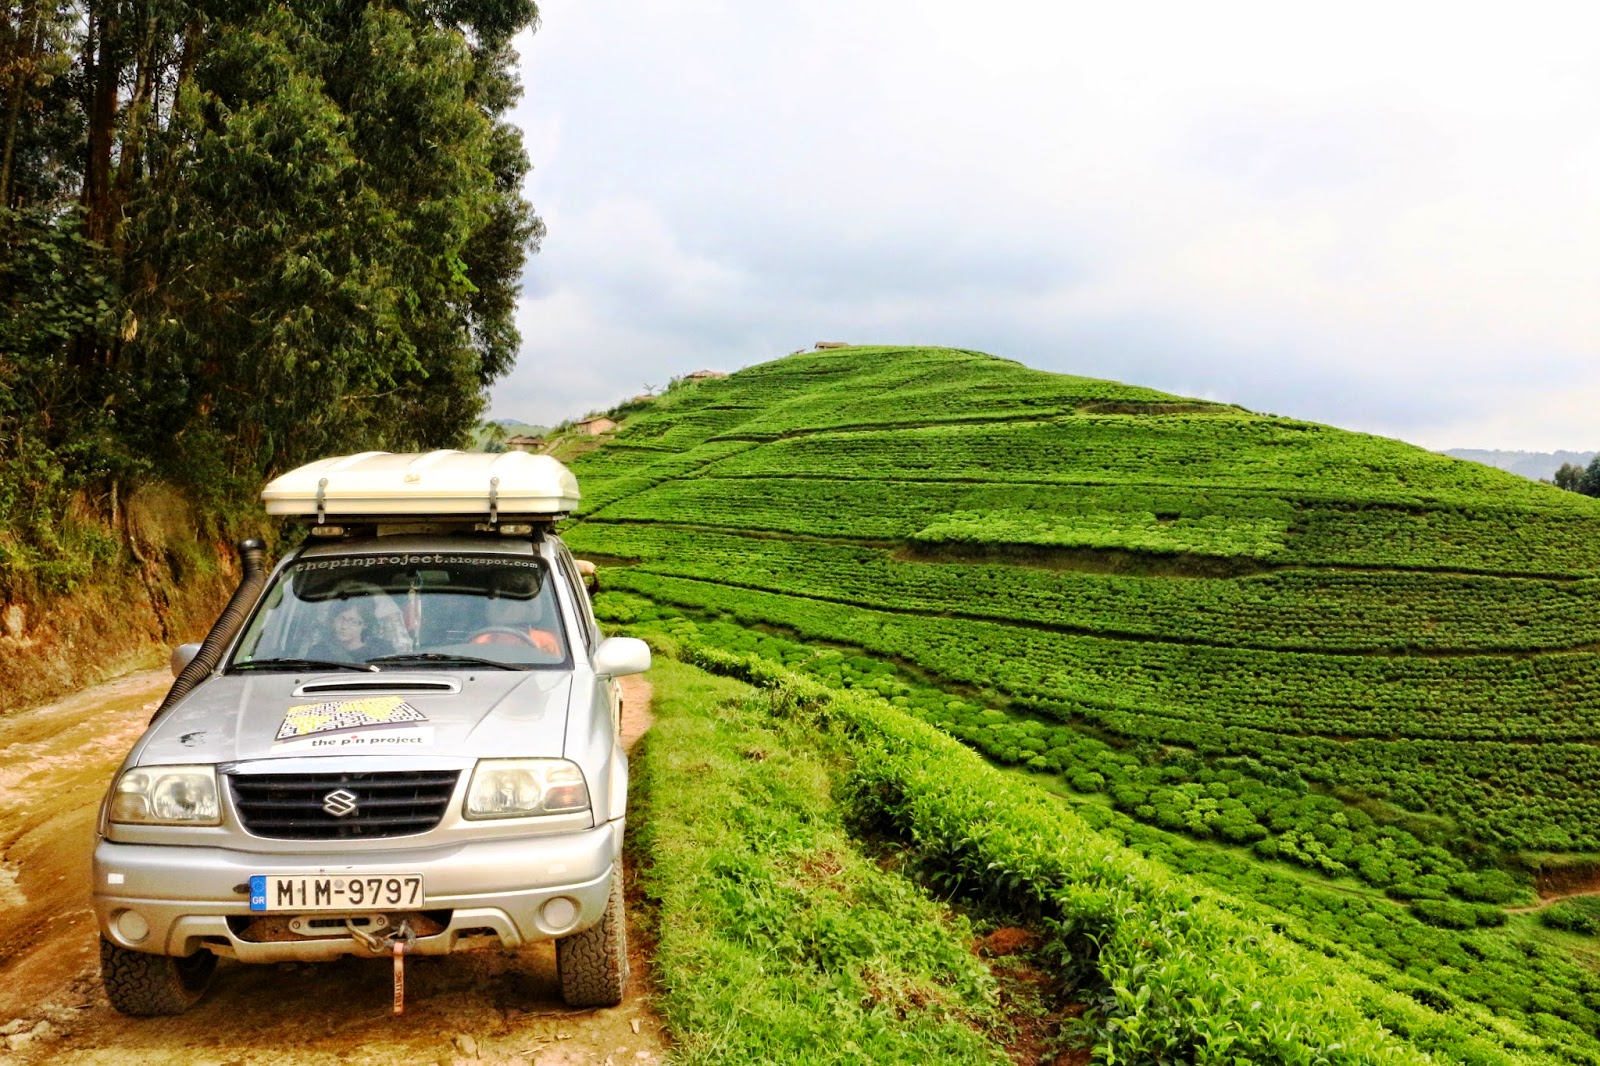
631, 657, 1016, 1064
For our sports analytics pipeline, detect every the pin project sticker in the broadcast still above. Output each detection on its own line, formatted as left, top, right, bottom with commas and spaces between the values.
276, 695, 427, 741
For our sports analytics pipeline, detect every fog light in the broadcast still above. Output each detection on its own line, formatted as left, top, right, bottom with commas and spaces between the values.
541, 896, 578, 932
115, 908, 150, 943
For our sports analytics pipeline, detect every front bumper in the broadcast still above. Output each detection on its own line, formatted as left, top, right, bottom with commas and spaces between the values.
93, 820, 623, 962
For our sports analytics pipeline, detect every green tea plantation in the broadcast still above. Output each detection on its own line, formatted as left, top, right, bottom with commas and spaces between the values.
561, 346, 1600, 1062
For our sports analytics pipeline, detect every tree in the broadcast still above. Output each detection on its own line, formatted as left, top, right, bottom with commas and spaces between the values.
1579, 456, 1600, 498
2, 0, 543, 507
122, 0, 543, 490
479, 420, 509, 452
1554, 462, 1584, 492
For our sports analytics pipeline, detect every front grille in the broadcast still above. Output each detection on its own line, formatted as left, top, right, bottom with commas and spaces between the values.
230, 771, 460, 840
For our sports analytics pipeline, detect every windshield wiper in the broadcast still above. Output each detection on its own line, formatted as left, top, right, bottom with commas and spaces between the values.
231, 658, 380, 673
366, 653, 521, 671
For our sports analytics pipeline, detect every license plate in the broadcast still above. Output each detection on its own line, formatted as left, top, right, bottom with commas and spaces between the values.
248, 874, 424, 913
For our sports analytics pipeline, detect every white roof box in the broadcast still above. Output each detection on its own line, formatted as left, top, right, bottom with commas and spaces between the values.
261, 451, 580, 523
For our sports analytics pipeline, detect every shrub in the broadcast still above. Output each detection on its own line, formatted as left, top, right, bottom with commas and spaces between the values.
1541, 899, 1600, 936
1411, 899, 1506, 929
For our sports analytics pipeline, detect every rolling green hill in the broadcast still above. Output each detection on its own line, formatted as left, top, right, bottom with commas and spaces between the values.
560, 346, 1600, 1060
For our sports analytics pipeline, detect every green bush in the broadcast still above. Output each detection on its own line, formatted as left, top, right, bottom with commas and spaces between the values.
1540, 898, 1600, 936
1413, 900, 1482, 929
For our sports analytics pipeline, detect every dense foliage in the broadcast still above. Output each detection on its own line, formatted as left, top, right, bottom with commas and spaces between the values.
563, 345, 1600, 1056
0, 0, 540, 582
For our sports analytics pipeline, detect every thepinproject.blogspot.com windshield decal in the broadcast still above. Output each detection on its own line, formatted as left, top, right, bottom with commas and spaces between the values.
276, 695, 428, 741
293, 555, 542, 572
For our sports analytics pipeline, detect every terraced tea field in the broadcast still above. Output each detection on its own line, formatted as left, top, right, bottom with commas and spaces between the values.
561, 346, 1600, 1059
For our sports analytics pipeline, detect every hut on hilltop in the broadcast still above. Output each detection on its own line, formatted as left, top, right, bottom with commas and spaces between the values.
573, 416, 618, 436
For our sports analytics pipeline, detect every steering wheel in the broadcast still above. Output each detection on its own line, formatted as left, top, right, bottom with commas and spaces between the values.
470, 626, 540, 646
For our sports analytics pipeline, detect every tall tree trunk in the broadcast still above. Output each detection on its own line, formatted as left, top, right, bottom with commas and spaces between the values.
111, 11, 159, 248
0, 0, 42, 209
83, 1, 118, 246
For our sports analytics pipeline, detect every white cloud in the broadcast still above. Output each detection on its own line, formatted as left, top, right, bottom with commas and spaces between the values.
496, 1, 1600, 450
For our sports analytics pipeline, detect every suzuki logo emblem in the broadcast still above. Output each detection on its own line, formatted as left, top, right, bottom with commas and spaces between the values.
322, 789, 359, 817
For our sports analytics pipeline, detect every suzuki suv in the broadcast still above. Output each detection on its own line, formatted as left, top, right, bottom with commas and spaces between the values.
92, 451, 649, 1015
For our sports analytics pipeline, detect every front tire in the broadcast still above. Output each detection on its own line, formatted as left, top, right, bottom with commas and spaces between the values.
556, 867, 627, 1008
100, 937, 216, 1016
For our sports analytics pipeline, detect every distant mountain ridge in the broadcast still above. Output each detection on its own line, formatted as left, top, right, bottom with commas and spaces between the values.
490, 418, 549, 437
1443, 448, 1595, 481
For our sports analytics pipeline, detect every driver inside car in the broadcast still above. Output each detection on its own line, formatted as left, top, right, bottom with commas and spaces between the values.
308, 599, 395, 662
470, 571, 562, 657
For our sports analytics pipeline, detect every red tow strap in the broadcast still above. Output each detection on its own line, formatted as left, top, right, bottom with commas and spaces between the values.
392, 939, 406, 1015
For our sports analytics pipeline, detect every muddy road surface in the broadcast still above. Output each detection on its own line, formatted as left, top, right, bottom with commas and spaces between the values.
0, 671, 665, 1064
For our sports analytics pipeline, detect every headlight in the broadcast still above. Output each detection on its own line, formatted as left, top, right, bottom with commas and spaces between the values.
109, 765, 221, 826
464, 759, 590, 820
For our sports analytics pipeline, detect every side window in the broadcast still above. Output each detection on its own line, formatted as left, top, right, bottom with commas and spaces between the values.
553, 542, 599, 654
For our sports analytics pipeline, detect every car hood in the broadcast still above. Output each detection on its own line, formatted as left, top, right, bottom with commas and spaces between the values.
134, 670, 573, 766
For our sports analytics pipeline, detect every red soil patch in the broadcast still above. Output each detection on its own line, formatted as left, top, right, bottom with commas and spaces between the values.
977, 927, 1043, 958
974, 928, 1092, 1066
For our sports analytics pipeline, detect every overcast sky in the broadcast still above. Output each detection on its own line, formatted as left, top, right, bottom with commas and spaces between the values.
492, 1, 1600, 451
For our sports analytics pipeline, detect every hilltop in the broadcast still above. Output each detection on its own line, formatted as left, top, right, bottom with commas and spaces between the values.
560, 345, 1600, 1060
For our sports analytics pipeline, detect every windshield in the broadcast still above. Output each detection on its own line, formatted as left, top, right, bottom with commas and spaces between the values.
231, 551, 570, 671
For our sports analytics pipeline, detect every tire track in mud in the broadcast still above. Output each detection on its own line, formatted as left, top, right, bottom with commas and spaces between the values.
0, 670, 667, 1065
0, 670, 167, 1011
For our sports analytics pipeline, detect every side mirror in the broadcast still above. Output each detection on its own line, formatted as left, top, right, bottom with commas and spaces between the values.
170, 643, 202, 678
592, 636, 650, 678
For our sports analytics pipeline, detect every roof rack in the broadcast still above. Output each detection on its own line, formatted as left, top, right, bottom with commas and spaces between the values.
261, 451, 581, 525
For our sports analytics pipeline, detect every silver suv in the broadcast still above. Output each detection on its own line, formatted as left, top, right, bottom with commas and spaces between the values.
92, 453, 648, 1015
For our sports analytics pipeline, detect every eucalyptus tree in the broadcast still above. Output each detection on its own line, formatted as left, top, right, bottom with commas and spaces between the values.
2, 0, 542, 510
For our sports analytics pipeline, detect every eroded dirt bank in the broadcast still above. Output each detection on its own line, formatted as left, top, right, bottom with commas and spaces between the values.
0, 671, 665, 1065
0, 485, 239, 716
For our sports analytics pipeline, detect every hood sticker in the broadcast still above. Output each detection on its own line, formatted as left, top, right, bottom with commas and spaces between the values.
276, 696, 428, 741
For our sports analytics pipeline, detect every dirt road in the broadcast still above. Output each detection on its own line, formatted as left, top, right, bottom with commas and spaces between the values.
0, 671, 665, 1065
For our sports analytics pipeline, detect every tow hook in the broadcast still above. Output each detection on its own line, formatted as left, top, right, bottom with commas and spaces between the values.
345, 918, 388, 954
344, 916, 413, 953
343, 918, 416, 1015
